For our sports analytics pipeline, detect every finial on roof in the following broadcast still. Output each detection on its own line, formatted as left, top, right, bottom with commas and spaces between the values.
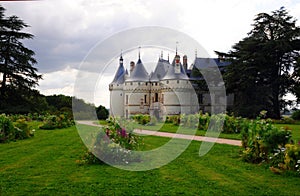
120, 49, 123, 60
161, 51, 163, 59
168, 53, 169, 62
176, 41, 178, 55
195, 49, 197, 58
138, 46, 141, 59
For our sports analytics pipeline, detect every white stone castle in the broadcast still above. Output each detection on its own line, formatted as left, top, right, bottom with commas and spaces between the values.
109, 49, 233, 118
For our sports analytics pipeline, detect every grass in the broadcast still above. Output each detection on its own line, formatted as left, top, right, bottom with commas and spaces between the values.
127, 122, 242, 140
133, 122, 300, 141
0, 124, 300, 195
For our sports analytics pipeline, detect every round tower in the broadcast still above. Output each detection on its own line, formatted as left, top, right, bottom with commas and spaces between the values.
109, 54, 125, 117
124, 53, 150, 118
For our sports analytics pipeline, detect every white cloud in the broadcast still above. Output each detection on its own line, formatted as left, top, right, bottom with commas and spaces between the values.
2, 0, 300, 108
37, 66, 77, 96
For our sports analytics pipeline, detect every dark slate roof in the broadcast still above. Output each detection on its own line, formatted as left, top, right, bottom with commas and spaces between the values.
111, 62, 125, 84
190, 57, 231, 80
126, 58, 149, 82
150, 58, 170, 81
193, 58, 231, 69
162, 56, 189, 80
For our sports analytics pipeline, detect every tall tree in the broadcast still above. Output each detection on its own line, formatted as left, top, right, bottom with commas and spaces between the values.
0, 5, 41, 101
221, 7, 300, 118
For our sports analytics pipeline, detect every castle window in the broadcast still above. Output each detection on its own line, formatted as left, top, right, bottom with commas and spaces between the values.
126, 95, 128, 104
155, 93, 158, 102
144, 95, 147, 104
155, 83, 158, 86
120, 93, 122, 96
177, 80, 179, 84
138, 82, 140, 85
161, 94, 164, 104
166, 80, 169, 84
130, 82, 133, 85
140, 98, 144, 109
146, 82, 148, 86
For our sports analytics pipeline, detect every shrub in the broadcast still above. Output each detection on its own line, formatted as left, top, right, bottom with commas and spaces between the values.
14, 118, 34, 140
241, 116, 291, 163
269, 143, 300, 175
78, 118, 143, 165
185, 114, 199, 128
39, 113, 74, 130
198, 112, 210, 130
272, 116, 296, 124
0, 114, 34, 143
0, 114, 16, 142
131, 114, 150, 125
291, 110, 300, 121
149, 115, 157, 126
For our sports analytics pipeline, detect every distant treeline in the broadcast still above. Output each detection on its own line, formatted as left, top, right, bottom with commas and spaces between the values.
0, 93, 108, 120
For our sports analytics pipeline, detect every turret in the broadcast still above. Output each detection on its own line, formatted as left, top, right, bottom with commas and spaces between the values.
183, 55, 187, 71
130, 61, 135, 74
175, 54, 181, 74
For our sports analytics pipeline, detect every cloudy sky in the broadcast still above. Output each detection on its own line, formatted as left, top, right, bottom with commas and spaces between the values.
1, 0, 300, 108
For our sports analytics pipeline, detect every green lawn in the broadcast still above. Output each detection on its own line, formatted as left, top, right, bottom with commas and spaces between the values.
133, 122, 300, 141
129, 122, 242, 140
0, 125, 300, 195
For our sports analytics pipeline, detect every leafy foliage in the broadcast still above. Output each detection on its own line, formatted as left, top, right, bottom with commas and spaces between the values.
0, 114, 34, 143
291, 110, 300, 120
131, 114, 151, 125
78, 118, 143, 165
240, 114, 292, 163
96, 105, 109, 120
221, 7, 300, 118
0, 5, 42, 111
0, 114, 15, 142
39, 114, 74, 130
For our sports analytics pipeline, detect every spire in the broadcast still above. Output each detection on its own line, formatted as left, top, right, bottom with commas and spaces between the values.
168, 53, 169, 62
138, 46, 141, 60
119, 50, 123, 65
161, 51, 163, 59
195, 49, 197, 58
176, 41, 178, 55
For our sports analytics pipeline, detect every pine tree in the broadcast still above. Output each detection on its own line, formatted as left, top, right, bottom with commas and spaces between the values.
0, 5, 41, 100
222, 7, 300, 118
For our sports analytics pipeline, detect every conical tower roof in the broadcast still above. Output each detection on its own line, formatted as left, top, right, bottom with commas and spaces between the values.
126, 58, 149, 82
111, 56, 125, 84
162, 55, 189, 80
150, 58, 170, 81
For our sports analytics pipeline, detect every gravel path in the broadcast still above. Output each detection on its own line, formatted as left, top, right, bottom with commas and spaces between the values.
76, 121, 242, 146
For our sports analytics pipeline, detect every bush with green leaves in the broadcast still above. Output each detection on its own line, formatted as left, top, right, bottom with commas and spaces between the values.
269, 143, 300, 176
291, 110, 300, 121
131, 114, 150, 125
197, 112, 210, 131
39, 113, 74, 130
0, 114, 34, 143
0, 114, 16, 142
14, 118, 34, 140
78, 118, 143, 165
241, 116, 291, 163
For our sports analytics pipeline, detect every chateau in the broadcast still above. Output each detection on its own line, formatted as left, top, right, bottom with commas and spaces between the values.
109, 50, 233, 118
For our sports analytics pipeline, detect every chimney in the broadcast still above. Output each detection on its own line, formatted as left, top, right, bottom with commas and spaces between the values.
130, 61, 135, 74
183, 55, 187, 70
